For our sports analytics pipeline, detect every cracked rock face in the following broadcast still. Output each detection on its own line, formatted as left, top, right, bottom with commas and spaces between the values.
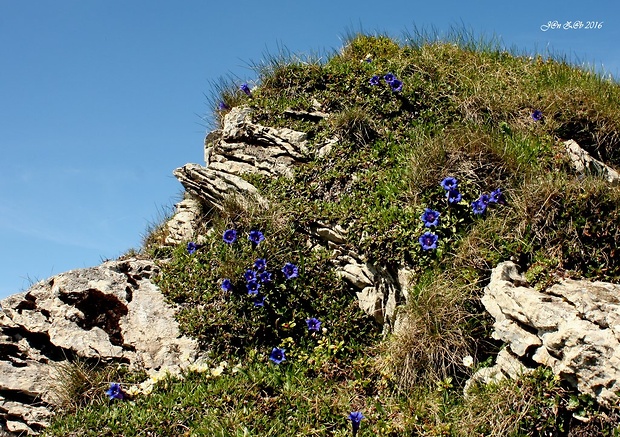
480, 261, 620, 406
0, 259, 202, 435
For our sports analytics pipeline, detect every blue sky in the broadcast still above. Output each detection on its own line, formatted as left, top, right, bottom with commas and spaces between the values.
1, 1, 618, 298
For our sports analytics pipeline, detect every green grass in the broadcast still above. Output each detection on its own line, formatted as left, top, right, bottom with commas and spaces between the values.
45, 29, 620, 436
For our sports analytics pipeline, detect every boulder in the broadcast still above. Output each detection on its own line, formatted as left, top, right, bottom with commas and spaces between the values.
0, 259, 202, 434
564, 139, 620, 185
479, 261, 620, 406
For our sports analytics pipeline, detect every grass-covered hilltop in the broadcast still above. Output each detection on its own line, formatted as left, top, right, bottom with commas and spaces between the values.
45, 30, 620, 436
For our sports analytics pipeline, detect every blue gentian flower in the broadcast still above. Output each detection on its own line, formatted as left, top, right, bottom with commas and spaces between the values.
348, 411, 364, 435
531, 110, 543, 121
221, 278, 232, 292
223, 229, 237, 244
240, 83, 251, 96
244, 270, 256, 281
479, 193, 491, 205
471, 199, 487, 215
489, 188, 505, 204
269, 347, 286, 364
419, 232, 438, 250
282, 263, 299, 280
440, 177, 458, 191
384, 73, 396, 83
389, 78, 403, 92
246, 280, 260, 295
254, 258, 266, 272
105, 383, 124, 400
421, 208, 440, 227
369, 75, 380, 86
253, 295, 265, 307
259, 271, 272, 282
447, 189, 462, 204
187, 242, 198, 255
306, 318, 321, 332
218, 101, 229, 111
248, 230, 265, 245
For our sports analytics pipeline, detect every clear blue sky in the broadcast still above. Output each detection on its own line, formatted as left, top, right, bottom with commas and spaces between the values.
1, 1, 618, 298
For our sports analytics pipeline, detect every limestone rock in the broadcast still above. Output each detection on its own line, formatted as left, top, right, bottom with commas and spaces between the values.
480, 261, 620, 406
0, 259, 202, 434
164, 195, 204, 245
206, 106, 309, 179
173, 163, 265, 212
564, 139, 620, 185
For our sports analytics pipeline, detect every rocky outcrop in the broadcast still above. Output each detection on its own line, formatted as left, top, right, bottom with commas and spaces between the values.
478, 261, 620, 406
0, 259, 202, 435
164, 195, 204, 245
564, 139, 620, 185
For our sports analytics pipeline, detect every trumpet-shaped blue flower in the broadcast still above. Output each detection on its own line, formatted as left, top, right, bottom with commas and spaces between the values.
259, 271, 272, 282
105, 383, 124, 400
244, 270, 256, 281
218, 101, 229, 111
421, 208, 440, 227
221, 279, 232, 292
282, 263, 299, 279
187, 242, 198, 255
348, 411, 364, 435
440, 177, 458, 191
254, 258, 266, 272
489, 188, 505, 204
246, 280, 260, 295
419, 232, 438, 250
269, 347, 286, 364
240, 83, 251, 96
223, 229, 237, 244
369, 75, 380, 86
447, 189, 462, 204
248, 230, 265, 245
389, 78, 403, 92
532, 110, 543, 121
384, 73, 396, 83
306, 317, 321, 332
471, 199, 487, 215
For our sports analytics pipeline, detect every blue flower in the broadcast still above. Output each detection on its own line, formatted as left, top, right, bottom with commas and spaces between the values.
253, 295, 265, 307
282, 263, 299, 280
306, 317, 321, 332
248, 230, 265, 245
471, 199, 487, 215
254, 258, 266, 272
389, 78, 403, 92
440, 177, 458, 191
421, 208, 440, 227
531, 110, 543, 121
369, 75, 380, 86
489, 188, 505, 204
479, 193, 491, 205
269, 347, 286, 364
240, 83, 251, 96
348, 411, 364, 434
186, 242, 198, 255
223, 229, 237, 244
105, 383, 124, 400
221, 279, 232, 292
419, 232, 438, 250
218, 101, 229, 111
446, 189, 462, 204
246, 280, 260, 295
259, 271, 272, 282
383, 73, 396, 83
244, 270, 256, 281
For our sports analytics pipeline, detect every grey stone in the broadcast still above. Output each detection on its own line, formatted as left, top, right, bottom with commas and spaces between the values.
0, 259, 203, 434
480, 261, 620, 406
164, 195, 204, 245
564, 139, 620, 185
